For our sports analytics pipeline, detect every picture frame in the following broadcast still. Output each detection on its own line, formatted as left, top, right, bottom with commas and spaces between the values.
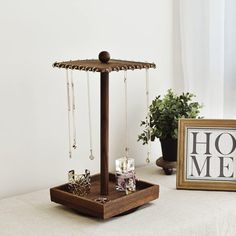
176, 119, 236, 191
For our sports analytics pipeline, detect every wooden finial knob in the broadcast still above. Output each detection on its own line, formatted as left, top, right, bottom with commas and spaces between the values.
99, 51, 110, 63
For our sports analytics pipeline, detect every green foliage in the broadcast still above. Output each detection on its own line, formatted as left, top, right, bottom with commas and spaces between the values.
138, 89, 202, 144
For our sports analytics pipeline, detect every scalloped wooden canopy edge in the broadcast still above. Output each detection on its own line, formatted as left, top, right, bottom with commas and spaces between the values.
53, 59, 156, 73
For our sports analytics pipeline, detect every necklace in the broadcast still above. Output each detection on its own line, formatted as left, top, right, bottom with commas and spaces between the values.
71, 69, 77, 150
124, 70, 129, 160
87, 72, 95, 160
66, 69, 72, 158
145, 69, 151, 163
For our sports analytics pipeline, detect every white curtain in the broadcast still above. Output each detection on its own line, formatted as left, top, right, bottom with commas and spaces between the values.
174, 0, 236, 118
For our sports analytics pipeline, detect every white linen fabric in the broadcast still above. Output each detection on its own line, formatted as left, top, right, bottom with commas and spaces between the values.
0, 165, 236, 236
175, 0, 236, 118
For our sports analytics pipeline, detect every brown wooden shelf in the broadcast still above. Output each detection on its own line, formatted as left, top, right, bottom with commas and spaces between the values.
50, 173, 159, 219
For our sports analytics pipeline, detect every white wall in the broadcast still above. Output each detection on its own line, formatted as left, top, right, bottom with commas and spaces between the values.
0, 0, 173, 198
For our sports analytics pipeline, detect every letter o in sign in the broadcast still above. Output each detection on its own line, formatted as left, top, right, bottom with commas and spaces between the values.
215, 133, 236, 155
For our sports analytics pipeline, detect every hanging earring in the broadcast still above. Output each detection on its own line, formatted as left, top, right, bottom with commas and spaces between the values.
145, 69, 151, 164
66, 69, 72, 158
70, 69, 77, 150
87, 71, 95, 160
124, 70, 129, 160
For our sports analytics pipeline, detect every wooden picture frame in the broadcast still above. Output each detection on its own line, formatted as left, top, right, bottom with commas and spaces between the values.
176, 119, 236, 191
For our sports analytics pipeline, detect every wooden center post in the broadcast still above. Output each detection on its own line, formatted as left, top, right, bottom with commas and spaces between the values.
99, 51, 110, 196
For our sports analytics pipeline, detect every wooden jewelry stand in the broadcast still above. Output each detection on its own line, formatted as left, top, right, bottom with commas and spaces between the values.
50, 51, 159, 219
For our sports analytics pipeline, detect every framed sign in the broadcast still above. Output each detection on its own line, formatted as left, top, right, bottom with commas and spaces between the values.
176, 119, 236, 191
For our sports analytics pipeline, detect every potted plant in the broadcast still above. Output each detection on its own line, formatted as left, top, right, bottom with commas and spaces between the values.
138, 89, 202, 173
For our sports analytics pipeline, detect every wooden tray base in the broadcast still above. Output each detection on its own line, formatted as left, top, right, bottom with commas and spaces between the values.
50, 173, 159, 219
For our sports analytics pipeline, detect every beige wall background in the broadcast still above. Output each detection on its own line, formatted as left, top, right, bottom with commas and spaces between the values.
0, 0, 175, 198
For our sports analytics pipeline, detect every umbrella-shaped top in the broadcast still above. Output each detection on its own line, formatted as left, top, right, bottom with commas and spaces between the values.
53, 51, 156, 73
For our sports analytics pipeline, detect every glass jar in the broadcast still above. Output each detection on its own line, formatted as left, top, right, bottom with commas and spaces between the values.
115, 157, 136, 194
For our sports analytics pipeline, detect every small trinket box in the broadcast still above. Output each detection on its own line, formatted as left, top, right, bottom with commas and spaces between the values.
115, 157, 136, 194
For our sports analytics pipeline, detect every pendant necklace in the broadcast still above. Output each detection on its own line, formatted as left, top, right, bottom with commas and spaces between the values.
124, 70, 129, 160
66, 69, 72, 158
145, 69, 151, 163
87, 72, 95, 160
70, 69, 77, 150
